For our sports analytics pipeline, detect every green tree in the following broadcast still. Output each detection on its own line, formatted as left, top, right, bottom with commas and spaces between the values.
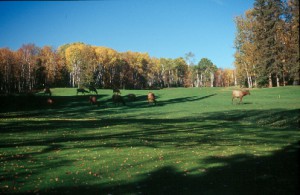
253, 0, 286, 87
287, 0, 299, 84
197, 58, 217, 87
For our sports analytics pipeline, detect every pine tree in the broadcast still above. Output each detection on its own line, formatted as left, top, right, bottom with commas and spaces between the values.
289, 0, 300, 84
253, 0, 285, 87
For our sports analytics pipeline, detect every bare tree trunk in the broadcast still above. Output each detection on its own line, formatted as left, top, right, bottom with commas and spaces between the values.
196, 72, 200, 87
282, 72, 286, 86
245, 69, 252, 88
234, 71, 237, 86
269, 74, 273, 88
200, 73, 203, 87
210, 72, 214, 87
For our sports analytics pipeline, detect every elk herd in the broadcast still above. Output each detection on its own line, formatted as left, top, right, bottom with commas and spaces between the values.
43, 86, 251, 107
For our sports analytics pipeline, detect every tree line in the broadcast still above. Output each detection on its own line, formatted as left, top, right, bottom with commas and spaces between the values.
0, 43, 236, 94
234, 0, 299, 87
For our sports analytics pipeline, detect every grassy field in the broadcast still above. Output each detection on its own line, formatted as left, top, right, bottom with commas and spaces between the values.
0, 87, 299, 194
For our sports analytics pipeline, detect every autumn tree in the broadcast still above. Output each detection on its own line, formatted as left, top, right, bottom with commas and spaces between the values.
173, 57, 189, 87
234, 9, 257, 88
184, 52, 196, 87
38, 46, 61, 86
0, 48, 16, 93
17, 44, 40, 91
147, 57, 162, 88
61, 43, 96, 88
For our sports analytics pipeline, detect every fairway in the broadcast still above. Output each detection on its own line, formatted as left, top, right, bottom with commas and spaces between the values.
0, 87, 299, 194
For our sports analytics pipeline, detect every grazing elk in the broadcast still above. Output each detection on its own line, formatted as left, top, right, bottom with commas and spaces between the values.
77, 88, 89, 95
44, 87, 52, 96
232, 90, 250, 104
89, 96, 98, 105
89, 86, 98, 94
112, 94, 125, 106
147, 92, 156, 105
47, 98, 53, 105
113, 88, 121, 95
127, 94, 136, 101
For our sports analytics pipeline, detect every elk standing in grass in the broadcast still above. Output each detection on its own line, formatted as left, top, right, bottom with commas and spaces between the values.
127, 94, 136, 101
77, 88, 89, 95
44, 87, 52, 96
89, 86, 98, 94
148, 92, 156, 105
112, 94, 125, 106
46, 98, 53, 106
113, 88, 121, 95
232, 90, 250, 104
89, 96, 98, 106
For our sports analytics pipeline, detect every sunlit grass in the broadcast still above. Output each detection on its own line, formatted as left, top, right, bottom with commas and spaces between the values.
0, 86, 299, 194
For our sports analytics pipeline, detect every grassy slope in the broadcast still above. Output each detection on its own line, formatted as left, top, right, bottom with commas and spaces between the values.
0, 87, 299, 194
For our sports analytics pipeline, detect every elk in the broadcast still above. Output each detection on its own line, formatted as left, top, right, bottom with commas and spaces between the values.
127, 94, 136, 101
77, 88, 89, 95
44, 87, 52, 96
89, 96, 98, 105
112, 94, 125, 106
113, 88, 121, 95
47, 98, 53, 105
147, 92, 156, 105
89, 86, 98, 94
232, 90, 250, 104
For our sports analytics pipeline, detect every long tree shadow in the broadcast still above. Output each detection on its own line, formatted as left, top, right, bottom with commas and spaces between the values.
0, 108, 299, 194
123, 94, 217, 108
0, 109, 299, 147
33, 141, 300, 194
0, 93, 217, 118
0, 94, 112, 118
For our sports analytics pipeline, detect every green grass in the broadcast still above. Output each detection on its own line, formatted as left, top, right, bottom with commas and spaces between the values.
0, 87, 299, 194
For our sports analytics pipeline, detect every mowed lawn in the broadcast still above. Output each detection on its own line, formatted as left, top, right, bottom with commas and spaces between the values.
0, 87, 299, 194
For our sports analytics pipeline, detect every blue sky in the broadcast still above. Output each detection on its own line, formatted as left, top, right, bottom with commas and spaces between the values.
0, 0, 254, 68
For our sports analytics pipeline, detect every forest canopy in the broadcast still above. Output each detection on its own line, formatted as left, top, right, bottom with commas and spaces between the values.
0, 42, 237, 94
234, 0, 299, 87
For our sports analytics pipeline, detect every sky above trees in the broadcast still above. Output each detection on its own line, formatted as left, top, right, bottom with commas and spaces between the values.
0, 0, 254, 69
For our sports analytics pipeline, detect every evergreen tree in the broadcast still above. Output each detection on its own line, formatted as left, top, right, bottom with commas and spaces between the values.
289, 0, 300, 84
253, 0, 285, 87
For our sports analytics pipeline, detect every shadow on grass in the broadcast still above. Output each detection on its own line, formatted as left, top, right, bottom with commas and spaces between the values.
0, 93, 217, 115
22, 141, 300, 194
0, 109, 299, 147
0, 102, 299, 194
124, 94, 217, 108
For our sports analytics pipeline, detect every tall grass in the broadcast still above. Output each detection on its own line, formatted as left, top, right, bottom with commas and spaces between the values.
0, 87, 299, 194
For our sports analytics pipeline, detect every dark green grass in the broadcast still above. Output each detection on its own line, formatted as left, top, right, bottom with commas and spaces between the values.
0, 87, 299, 194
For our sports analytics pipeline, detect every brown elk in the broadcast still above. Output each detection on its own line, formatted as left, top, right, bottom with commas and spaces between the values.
77, 88, 89, 95
148, 92, 156, 105
47, 98, 53, 105
112, 94, 125, 106
232, 90, 250, 104
89, 96, 98, 105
